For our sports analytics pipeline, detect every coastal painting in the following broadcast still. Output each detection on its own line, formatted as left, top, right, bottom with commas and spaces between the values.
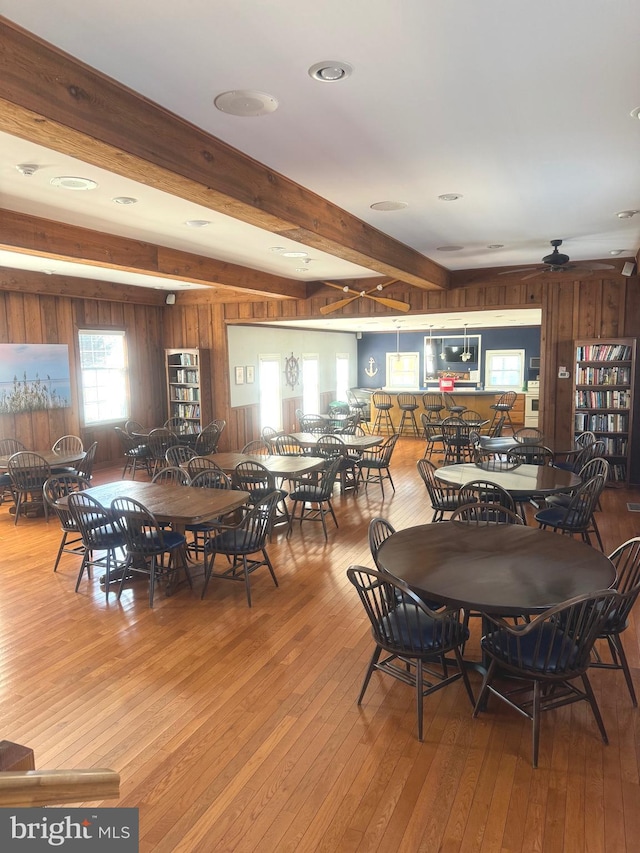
0, 343, 71, 413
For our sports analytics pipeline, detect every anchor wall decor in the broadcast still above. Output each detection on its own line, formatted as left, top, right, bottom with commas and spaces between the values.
364, 357, 378, 378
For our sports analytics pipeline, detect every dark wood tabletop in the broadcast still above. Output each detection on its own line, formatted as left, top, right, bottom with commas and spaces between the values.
289, 432, 382, 450
57, 480, 249, 526
478, 435, 574, 455
376, 522, 616, 616
0, 450, 85, 471
434, 461, 580, 497
201, 452, 326, 477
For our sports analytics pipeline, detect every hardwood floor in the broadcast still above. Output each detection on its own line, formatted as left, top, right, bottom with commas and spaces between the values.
1, 438, 639, 852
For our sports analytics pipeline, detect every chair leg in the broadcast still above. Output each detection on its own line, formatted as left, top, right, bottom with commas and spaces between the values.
357, 646, 382, 705
53, 531, 68, 572
591, 515, 604, 551
473, 658, 497, 718
581, 673, 608, 744
453, 647, 475, 706
416, 659, 424, 741
608, 635, 637, 706
532, 680, 541, 769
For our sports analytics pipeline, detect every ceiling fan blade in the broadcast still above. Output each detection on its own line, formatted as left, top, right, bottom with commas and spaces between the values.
497, 267, 540, 276
319, 295, 359, 315
582, 262, 616, 271
521, 271, 546, 280
365, 294, 411, 312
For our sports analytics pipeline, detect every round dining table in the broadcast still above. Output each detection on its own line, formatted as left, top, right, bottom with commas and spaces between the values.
376, 522, 616, 617
434, 461, 580, 499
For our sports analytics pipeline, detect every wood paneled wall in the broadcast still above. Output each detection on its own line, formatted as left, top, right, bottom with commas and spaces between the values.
0, 290, 166, 464
2, 271, 639, 469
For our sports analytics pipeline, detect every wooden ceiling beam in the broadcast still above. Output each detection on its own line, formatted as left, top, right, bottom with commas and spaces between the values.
0, 209, 303, 298
0, 19, 449, 292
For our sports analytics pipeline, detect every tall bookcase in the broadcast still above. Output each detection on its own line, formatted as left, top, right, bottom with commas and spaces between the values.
573, 338, 636, 484
165, 348, 212, 432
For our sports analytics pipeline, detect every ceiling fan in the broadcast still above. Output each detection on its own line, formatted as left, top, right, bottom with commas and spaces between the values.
319, 280, 411, 315
499, 239, 616, 280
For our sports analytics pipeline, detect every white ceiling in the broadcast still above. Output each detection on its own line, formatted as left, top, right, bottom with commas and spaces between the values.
2, 1, 640, 315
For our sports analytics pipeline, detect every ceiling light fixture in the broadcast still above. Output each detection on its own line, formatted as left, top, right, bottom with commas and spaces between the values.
112, 196, 138, 205
438, 193, 463, 201
16, 164, 39, 176
295, 267, 310, 272
308, 61, 353, 82
616, 210, 639, 219
269, 246, 285, 253
185, 219, 211, 227
50, 176, 98, 191
369, 201, 408, 211
282, 251, 308, 258
214, 90, 278, 117
610, 249, 625, 255
461, 324, 472, 362
630, 107, 640, 120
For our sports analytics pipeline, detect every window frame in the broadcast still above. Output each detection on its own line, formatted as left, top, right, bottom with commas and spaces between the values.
484, 348, 525, 391
77, 327, 130, 426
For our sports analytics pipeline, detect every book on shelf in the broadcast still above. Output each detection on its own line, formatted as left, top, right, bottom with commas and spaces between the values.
576, 343, 632, 362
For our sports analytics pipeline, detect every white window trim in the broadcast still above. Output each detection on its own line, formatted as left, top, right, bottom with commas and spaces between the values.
484, 348, 525, 391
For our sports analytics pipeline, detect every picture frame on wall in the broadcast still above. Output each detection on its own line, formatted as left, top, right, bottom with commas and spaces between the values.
245, 365, 255, 384
235, 366, 245, 385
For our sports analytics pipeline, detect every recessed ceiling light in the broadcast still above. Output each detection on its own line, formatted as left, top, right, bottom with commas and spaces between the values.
269, 246, 286, 253
296, 267, 310, 272
630, 107, 640, 120
610, 249, 625, 255
616, 210, 639, 219
308, 61, 353, 82
370, 201, 408, 211
112, 196, 138, 205
41, 269, 54, 275
487, 244, 504, 249
438, 193, 463, 201
214, 90, 278, 117
50, 176, 98, 191
282, 251, 308, 258
185, 219, 211, 227
436, 246, 464, 251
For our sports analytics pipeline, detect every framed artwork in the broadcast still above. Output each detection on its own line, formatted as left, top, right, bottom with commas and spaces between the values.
246, 365, 255, 384
0, 343, 71, 413
235, 366, 245, 385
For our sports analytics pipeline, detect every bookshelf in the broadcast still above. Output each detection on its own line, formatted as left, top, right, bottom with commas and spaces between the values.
165, 348, 212, 432
573, 338, 636, 484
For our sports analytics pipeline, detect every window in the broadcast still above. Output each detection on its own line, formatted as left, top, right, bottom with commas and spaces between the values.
335, 353, 349, 402
259, 354, 282, 430
302, 354, 319, 413
484, 349, 525, 390
386, 352, 420, 388
78, 329, 128, 425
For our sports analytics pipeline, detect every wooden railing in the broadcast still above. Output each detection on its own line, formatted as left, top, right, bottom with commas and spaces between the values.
0, 741, 119, 807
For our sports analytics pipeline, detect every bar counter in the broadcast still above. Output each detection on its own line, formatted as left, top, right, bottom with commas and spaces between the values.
362, 388, 525, 428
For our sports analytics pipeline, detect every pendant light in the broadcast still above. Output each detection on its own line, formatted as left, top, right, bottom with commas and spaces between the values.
461, 324, 471, 362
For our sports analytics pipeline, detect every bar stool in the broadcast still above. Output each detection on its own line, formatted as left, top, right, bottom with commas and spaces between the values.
397, 393, 420, 436
488, 391, 517, 434
371, 392, 395, 434
422, 393, 444, 422
443, 392, 467, 415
